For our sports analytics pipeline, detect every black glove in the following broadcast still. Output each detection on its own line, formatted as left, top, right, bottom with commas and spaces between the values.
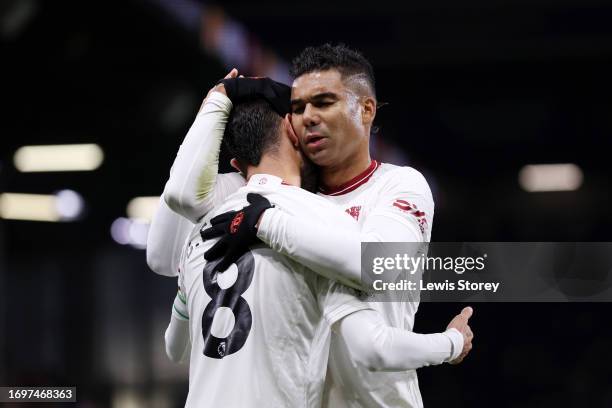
218, 77, 291, 117
201, 193, 273, 272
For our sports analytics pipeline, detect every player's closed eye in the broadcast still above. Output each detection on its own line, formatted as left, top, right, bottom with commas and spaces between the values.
313, 101, 333, 108
292, 100, 334, 114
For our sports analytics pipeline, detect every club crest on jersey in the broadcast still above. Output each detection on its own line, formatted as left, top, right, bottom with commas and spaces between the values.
392, 199, 428, 233
230, 211, 245, 234
345, 206, 362, 221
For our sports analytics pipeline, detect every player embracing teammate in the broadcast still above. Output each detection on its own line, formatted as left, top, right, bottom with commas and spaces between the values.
148, 44, 474, 408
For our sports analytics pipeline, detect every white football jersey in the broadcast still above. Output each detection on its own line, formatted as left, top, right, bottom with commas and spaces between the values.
318, 160, 435, 408
178, 174, 370, 408
154, 93, 440, 407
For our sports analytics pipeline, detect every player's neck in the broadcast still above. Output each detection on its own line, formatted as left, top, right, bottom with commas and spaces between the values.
246, 155, 301, 187
320, 150, 372, 191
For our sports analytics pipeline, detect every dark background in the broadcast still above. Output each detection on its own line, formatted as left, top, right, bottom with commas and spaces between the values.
1, 0, 611, 406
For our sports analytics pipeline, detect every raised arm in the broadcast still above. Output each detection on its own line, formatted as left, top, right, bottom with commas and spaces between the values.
164, 70, 245, 223
163, 90, 238, 223
148, 73, 245, 276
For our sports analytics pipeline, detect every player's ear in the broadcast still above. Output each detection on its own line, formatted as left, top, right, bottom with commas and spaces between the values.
284, 114, 299, 148
361, 96, 377, 126
230, 158, 242, 174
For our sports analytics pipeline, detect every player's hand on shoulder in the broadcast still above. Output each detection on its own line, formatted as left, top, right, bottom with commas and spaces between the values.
447, 306, 474, 365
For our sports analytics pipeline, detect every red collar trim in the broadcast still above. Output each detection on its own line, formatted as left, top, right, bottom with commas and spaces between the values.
319, 160, 379, 196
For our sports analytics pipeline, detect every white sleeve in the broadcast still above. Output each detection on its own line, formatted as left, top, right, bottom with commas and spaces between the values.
164, 290, 191, 363
163, 91, 244, 223
257, 169, 432, 289
146, 197, 194, 277
315, 278, 373, 325
335, 309, 463, 371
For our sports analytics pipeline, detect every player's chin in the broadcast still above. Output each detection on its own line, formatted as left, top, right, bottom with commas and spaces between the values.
304, 147, 335, 167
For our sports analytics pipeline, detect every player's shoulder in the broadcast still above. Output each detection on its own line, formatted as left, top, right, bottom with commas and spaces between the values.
376, 162, 432, 194
378, 162, 427, 180
206, 186, 249, 219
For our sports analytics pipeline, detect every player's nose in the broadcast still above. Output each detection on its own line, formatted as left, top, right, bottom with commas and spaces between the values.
302, 104, 320, 127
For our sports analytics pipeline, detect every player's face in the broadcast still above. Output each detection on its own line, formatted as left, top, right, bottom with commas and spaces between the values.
290, 69, 367, 168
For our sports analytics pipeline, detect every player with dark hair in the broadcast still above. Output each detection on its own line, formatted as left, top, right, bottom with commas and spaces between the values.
156, 76, 472, 407
225, 100, 282, 167
291, 43, 377, 100
149, 44, 475, 407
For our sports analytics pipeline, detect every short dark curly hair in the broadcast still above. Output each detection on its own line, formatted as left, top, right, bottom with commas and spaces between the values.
224, 99, 282, 168
290, 43, 376, 99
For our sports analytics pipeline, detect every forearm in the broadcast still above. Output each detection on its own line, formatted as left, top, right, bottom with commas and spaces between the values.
257, 209, 422, 291
163, 92, 232, 223
337, 310, 463, 372
165, 315, 190, 363
165, 292, 191, 363
257, 208, 363, 289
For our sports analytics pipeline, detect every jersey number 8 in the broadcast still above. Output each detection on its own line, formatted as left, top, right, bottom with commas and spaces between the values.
201, 252, 254, 359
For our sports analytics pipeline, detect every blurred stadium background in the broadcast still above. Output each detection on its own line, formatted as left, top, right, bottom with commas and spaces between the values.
1, 0, 611, 406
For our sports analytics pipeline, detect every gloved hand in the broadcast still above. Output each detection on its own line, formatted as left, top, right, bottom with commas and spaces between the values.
201, 193, 273, 272
217, 77, 291, 117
